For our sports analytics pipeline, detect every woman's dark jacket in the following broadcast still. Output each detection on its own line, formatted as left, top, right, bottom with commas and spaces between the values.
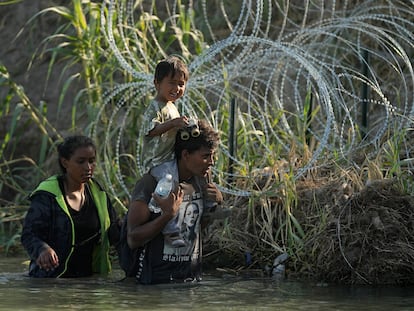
21, 175, 120, 277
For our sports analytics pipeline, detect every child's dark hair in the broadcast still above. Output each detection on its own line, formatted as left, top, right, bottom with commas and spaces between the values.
57, 135, 96, 173
175, 120, 220, 159
154, 56, 189, 83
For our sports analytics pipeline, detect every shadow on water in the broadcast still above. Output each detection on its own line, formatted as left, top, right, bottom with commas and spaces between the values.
1, 256, 414, 311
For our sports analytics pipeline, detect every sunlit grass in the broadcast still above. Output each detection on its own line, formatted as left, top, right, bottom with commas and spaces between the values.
1, 0, 414, 283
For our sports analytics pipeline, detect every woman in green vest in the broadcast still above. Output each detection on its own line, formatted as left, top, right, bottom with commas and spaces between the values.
21, 135, 120, 277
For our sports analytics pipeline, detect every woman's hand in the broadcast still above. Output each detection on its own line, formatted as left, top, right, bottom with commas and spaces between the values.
203, 183, 223, 204
36, 247, 59, 271
152, 186, 184, 219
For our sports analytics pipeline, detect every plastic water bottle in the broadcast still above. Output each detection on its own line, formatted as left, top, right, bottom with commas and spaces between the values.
155, 174, 173, 197
148, 174, 173, 213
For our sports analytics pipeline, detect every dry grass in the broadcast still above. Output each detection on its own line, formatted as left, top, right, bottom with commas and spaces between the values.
294, 177, 414, 285
204, 160, 414, 285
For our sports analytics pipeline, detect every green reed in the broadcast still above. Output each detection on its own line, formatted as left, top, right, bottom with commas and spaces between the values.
1, 1, 413, 281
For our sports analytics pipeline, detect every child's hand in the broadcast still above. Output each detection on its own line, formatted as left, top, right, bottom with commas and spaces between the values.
173, 116, 189, 128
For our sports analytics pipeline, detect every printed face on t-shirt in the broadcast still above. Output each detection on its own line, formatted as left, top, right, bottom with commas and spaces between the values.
184, 203, 200, 227
163, 185, 203, 259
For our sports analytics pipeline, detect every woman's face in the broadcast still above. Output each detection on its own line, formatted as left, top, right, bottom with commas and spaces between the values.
181, 146, 216, 180
184, 205, 199, 227
61, 146, 96, 184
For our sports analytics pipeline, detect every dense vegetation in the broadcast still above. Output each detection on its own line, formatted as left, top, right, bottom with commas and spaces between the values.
1, 0, 413, 284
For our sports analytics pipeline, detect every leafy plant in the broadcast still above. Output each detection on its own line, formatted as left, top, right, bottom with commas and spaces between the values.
1, 1, 414, 284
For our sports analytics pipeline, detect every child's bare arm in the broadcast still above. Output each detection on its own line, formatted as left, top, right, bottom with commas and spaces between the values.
147, 116, 189, 137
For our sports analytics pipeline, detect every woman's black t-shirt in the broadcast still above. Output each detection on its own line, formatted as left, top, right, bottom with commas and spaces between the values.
131, 173, 205, 284
60, 181, 100, 277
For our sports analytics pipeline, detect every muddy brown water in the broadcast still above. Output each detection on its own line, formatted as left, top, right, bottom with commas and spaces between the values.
1, 256, 414, 310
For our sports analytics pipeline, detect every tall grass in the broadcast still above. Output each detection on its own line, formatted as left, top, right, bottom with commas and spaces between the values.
0, 64, 52, 253
1, 0, 413, 281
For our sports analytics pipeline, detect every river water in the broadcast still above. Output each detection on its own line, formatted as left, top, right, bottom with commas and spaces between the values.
1, 256, 413, 310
